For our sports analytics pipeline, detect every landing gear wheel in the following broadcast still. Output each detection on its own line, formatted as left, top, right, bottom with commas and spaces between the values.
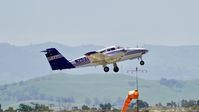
104, 66, 109, 72
140, 60, 145, 65
113, 66, 119, 72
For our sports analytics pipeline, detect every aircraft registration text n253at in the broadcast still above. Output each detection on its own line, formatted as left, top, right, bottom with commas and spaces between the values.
42, 45, 148, 72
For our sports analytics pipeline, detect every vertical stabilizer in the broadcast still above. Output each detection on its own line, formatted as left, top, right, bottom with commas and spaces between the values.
42, 48, 75, 70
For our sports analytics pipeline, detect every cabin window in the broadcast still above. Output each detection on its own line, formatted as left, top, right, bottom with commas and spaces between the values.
110, 48, 116, 51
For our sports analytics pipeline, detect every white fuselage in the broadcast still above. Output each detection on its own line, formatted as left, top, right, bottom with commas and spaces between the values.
43, 45, 148, 72
70, 47, 148, 68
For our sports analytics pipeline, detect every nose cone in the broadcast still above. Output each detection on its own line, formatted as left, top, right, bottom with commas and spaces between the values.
142, 49, 149, 54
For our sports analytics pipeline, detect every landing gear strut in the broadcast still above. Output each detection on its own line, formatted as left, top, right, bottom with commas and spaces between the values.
113, 63, 119, 72
139, 57, 145, 66
104, 66, 109, 72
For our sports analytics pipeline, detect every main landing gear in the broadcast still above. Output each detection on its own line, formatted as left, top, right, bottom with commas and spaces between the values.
104, 66, 109, 72
113, 63, 119, 72
103, 63, 119, 72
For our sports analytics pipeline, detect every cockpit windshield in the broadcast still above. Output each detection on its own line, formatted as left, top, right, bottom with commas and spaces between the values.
99, 46, 123, 53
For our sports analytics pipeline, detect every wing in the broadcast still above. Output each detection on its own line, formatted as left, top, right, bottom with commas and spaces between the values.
84, 50, 123, 64
85, 51, 106, 64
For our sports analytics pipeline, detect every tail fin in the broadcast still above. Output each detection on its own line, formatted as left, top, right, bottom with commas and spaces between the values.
42, 48, 75, 70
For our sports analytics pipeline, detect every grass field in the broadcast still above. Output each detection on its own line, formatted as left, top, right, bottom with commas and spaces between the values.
0, 73, 198, 108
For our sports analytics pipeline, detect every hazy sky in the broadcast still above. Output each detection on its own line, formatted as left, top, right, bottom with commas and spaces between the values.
0, 0, 199, 46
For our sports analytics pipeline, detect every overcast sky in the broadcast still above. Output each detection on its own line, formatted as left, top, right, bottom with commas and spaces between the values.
0, 0, 199, 46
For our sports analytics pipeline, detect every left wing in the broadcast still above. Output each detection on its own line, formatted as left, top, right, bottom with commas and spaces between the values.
85, 51, 106, 64
84, 50, 124, 64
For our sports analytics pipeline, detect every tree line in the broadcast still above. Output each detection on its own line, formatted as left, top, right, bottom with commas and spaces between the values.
0, 100, 148, 112
0, 99, 198, 112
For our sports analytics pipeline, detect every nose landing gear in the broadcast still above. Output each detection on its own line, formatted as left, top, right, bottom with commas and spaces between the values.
138, 57, 145, 66
140, 60, 145, 65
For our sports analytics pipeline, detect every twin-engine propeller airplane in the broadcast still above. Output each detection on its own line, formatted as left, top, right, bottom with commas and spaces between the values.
42, 46, 148, 72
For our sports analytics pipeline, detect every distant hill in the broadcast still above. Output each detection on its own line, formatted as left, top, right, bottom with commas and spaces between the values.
0, 73, 198, 108
0, 42, 103, 84
0, 42, 199, 84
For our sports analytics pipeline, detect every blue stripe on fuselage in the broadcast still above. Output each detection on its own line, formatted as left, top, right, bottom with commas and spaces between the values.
73, 57, 91, 66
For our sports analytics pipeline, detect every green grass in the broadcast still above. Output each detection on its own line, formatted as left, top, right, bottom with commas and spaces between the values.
0, 73, 199, 108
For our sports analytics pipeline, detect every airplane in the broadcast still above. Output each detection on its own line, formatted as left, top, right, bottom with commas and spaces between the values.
42, 45, 148, 72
